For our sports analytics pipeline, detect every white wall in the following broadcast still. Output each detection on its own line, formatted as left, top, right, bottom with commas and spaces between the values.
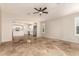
0, 13, 1, 43
1, 18, 12, 42
44, 13, 79, 43
0, 19, 1, 42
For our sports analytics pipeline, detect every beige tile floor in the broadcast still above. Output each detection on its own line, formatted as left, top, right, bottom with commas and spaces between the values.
0, 37, 79, 56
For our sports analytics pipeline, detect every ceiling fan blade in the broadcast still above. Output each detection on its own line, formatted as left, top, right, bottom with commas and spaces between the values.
42, 7, 47, 11
33, 12, 39, 14
40, 8, 41, 11
34, 8, 39, 11
43, 12, 48, 14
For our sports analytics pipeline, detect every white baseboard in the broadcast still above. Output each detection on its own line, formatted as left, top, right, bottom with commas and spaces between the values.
44, 36, 79, 44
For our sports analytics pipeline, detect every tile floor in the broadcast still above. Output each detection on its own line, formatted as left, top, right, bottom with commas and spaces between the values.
0, 37, 79, 56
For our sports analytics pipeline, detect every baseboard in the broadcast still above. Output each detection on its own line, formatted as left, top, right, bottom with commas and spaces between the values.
44, 36, 79, 44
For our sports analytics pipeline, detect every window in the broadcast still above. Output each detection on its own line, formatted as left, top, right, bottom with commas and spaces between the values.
75, 17, 79, 36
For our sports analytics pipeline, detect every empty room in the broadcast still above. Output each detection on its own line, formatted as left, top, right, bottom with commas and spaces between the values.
0, 3, 79, 56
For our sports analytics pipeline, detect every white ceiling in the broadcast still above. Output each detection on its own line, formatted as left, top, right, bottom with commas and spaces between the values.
1, 3, 79, 21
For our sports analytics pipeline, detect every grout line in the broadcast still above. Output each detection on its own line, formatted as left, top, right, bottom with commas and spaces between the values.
53, 45, 67, 56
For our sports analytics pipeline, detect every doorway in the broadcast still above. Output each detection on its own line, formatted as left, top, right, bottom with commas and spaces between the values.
33, 23, 37, 37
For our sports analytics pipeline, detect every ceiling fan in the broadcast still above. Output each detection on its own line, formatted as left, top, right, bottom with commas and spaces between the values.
33, 7, 48, 16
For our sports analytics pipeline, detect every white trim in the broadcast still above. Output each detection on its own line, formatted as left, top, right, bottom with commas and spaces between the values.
45, 36, 79, 44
